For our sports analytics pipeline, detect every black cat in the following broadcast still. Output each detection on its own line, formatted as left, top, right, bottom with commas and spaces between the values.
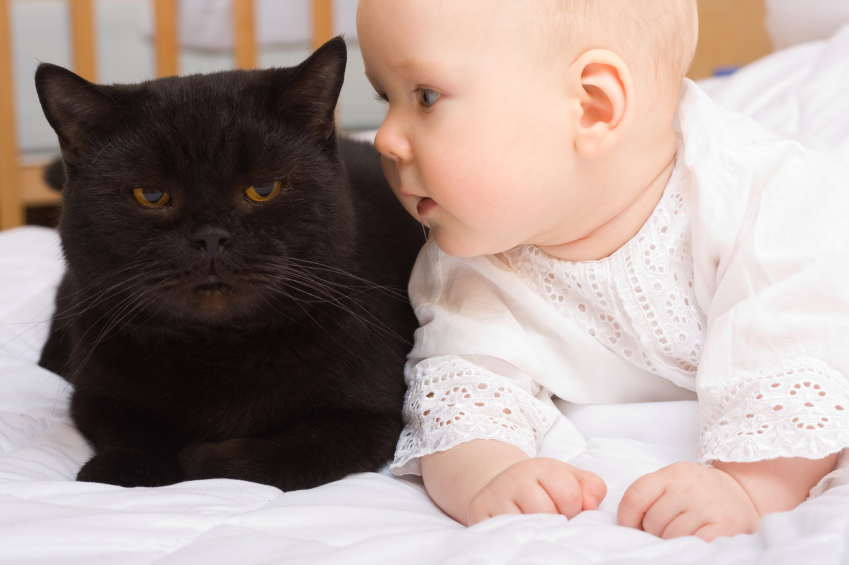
35, 38, 422, 490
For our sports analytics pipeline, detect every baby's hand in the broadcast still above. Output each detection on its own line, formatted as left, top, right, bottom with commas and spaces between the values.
467, 457, 606, 525
617, 462, 760, 541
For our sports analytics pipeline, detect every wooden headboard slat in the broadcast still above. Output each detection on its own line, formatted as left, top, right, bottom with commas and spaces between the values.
0, 0, 23, 230
154, 0, 179, 77
312, 0, 333, 52
70, 0, 98, 82
234, 0, 257, 69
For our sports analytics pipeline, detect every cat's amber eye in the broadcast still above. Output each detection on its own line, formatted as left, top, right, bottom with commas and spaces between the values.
246, 180, 283, 202
133, 187, 171, 208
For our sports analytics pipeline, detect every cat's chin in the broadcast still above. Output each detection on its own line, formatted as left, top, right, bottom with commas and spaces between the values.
157, 282, 249, 324
190, 285, 241, 313
196, 275, 228, 294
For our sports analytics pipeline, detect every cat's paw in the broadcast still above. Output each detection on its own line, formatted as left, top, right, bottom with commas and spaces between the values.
179, 439, 257, 481
77, 448, 184, 487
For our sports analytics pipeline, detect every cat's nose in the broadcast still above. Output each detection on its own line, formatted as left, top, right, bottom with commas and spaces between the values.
193, 229, 230, 258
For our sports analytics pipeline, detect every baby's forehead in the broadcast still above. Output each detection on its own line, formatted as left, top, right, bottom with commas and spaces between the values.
357, 0, 553, 70
357, 0, 520, 42
359, 0, 697, 87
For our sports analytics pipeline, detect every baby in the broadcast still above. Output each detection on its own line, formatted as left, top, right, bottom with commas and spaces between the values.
356, 0, 849, 541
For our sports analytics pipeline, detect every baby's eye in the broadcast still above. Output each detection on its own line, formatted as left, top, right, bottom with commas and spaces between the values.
418, 88, 441, 108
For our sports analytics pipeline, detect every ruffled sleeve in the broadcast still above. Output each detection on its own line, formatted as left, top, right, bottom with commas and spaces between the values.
392, 354, 560, 476
390, 243, 561, 476
682, 81, 849, 464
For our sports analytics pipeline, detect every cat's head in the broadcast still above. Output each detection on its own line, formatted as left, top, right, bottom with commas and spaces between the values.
35, 38, 354, 329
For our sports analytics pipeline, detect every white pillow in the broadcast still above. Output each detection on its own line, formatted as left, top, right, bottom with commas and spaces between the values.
765, 0, 849, 49
698, 24, 849, 169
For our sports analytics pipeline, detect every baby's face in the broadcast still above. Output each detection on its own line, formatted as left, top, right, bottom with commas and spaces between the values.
358, 0, 591, 258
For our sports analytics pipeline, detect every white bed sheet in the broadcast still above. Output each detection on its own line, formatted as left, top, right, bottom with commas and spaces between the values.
3, 26, 849, 565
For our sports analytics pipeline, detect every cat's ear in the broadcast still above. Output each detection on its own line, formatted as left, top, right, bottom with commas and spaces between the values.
35, 63, 119, 159
277, 36, 347, 139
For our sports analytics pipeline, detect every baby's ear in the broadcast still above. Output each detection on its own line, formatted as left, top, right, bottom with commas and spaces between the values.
569, 50, 634, 159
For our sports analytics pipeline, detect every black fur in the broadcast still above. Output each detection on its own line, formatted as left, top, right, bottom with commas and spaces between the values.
43, 158, 64, 191
35, 38, 422, 490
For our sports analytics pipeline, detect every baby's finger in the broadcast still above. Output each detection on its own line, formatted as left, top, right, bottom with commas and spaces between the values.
538, 470, 583, 519
640, 494, 686, 538
693, 523, 726, 543
569, 467, 607, 510
514, 483, 558, 516
617, 473, 667, 530
661, 511, 707, 540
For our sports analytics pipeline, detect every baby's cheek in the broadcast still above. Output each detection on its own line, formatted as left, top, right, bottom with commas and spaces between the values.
421, 147, 473, 197
423, 148, 502, 221
380, 155, 400, 191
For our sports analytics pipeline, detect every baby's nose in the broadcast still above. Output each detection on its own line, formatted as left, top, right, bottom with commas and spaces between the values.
374, 117, 413, 163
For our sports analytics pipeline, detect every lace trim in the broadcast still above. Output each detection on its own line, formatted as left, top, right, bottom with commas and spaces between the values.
391, 358, 560, 476
699, 359, 849, 463
616, 183, 705, 379
503, 163, 706, 388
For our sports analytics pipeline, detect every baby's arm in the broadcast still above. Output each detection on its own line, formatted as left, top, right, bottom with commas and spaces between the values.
422, 439, 607, 526
618, 455, 838, 541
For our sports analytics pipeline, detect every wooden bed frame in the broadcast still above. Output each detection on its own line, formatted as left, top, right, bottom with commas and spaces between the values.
0, 0, 335, 231
0, 0, 771, 231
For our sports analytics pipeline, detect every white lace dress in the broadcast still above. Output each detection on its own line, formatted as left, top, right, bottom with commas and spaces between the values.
391, 80, 849, 486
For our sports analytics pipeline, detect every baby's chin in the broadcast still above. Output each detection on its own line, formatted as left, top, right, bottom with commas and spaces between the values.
431, 227, 518, 259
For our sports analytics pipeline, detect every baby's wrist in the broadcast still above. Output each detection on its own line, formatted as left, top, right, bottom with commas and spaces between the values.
712, 454, 838, 517
420, 440, 529, 525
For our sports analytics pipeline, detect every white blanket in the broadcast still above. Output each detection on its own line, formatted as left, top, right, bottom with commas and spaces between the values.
3, 27, 849, 565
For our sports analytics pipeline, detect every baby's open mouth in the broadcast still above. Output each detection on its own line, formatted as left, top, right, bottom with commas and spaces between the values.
417, 197, 436, 216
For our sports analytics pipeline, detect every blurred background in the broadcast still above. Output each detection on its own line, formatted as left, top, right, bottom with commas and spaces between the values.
1, 0, 849, 229
9, 0, 383, 156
